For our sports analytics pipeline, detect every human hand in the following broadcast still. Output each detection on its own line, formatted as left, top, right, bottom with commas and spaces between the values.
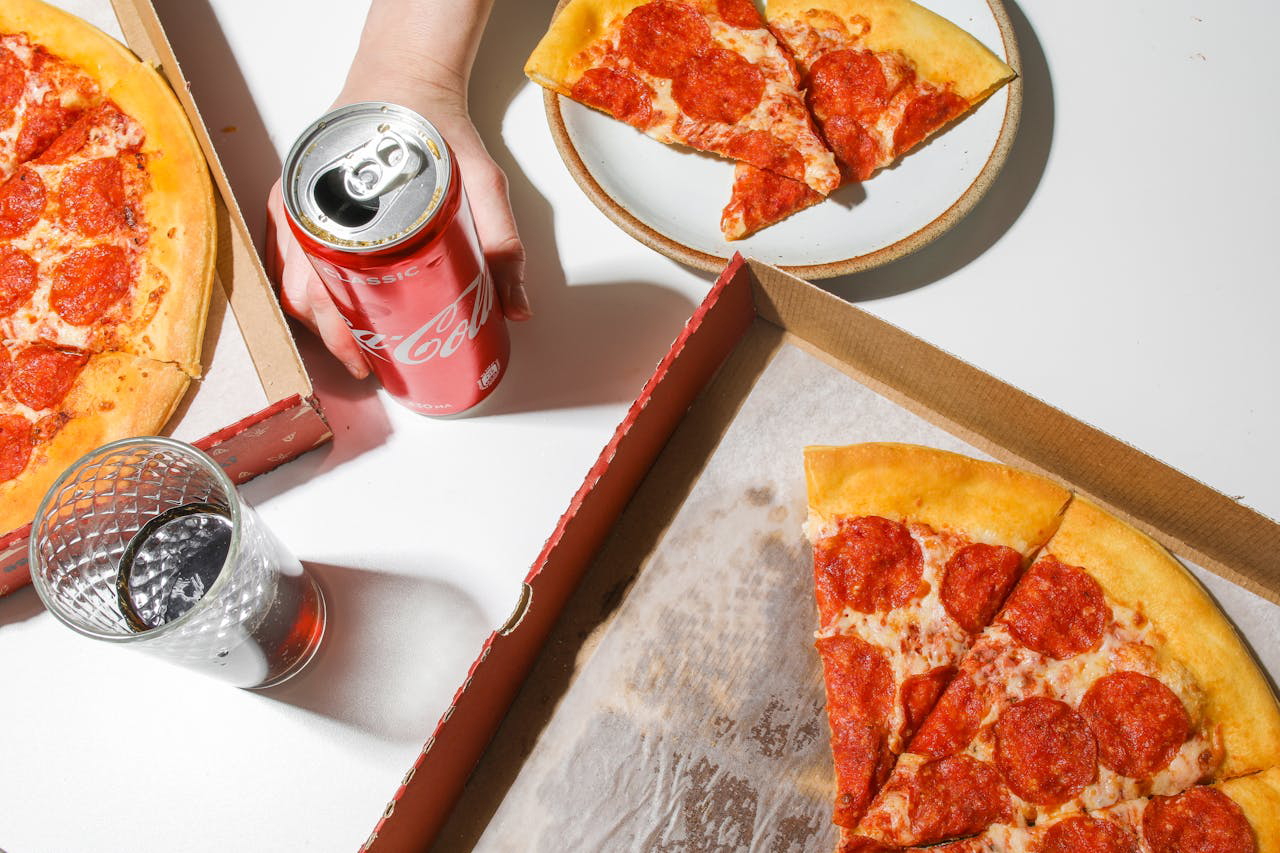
265, 38, 530, 379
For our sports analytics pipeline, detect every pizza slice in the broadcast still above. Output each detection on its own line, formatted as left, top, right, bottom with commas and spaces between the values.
917, 769, 1280, 853
848, 497, 1280, 849
0, 338, 189, 536
525, 0, 841, 194
0, 62, 215, 375
721, 0, 1015, 239
804, 443, 1071, 836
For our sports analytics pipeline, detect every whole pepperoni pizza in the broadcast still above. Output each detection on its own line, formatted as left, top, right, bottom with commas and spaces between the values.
0, 1, 216, 537
805, 444, 1280, 853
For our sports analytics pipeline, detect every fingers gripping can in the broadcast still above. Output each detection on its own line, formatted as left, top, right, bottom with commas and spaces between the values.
281, 102, 509, 416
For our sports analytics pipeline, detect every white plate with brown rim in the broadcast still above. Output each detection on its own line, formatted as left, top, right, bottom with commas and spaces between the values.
542, 0, 1021, 279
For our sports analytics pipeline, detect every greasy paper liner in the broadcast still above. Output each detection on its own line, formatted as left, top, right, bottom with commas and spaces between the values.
466, 342, 1279, 851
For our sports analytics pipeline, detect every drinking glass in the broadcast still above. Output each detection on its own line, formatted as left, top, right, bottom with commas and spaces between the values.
29, 436, 325, 688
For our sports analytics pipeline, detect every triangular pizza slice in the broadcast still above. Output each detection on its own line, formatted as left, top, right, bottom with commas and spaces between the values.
804, 443, 1071, 837
911, 769, 1280, 853
721, 0, 1015, 239
847, 497, 1280, 849
525, 0, 841, 194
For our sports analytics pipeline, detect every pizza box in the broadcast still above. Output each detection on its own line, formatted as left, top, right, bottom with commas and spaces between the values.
0, 0, 332, 594
358, 255, 1280, 850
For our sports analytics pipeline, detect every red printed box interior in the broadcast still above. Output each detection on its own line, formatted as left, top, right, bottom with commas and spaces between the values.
360, 256, 1280, 850
0, 0, 331, 594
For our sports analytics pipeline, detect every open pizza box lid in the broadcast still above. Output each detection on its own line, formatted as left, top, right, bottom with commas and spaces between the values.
361, 255, 1280, 850
0, 0, 332, 593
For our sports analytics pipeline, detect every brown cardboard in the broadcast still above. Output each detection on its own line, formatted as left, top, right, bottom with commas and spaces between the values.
0, 0, 331, 594
366, 255, 1280, 850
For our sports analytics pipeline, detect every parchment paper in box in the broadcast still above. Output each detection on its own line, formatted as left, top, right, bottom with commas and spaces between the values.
466, 342, 1280, 851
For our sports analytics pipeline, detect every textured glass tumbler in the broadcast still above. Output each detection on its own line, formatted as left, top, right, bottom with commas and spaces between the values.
29, 437, 325, 688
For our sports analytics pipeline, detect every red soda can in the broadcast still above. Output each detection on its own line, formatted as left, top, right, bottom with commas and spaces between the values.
281, 102, 509, 416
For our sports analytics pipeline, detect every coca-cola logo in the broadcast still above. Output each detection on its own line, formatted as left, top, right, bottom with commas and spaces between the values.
345, 269, 496, 364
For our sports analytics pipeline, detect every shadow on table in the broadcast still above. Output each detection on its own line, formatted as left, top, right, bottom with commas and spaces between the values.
0, 585, 44, 628
262, 561, 491, 743
820, 0, 1055, 303
465, 0, 700, 415
152, 0, 391, 471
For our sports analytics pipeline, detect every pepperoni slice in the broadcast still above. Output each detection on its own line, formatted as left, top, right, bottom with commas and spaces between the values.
0, 166, 48, 239
50, 245, 131, 326
57, 157, 127, 237
994, 697, 1097, 806
672, 48, 765, 125
819, 114, 883, 182
15, 96, 74, 163
0, 413, 33, 482
1001, 557, 1111, 659
941, 543, 1023, 634
10, 344, 88, 410
715, 0, 764, 29
570, 67, 657, 130
0, 344, 11, 390
813, 516, 924, 619
0, 48, 23, 115
907, 754, 1010, 844
1142, 786, 1256, 853
818, 634, 895, 722
1039, 815, 1139, 853
0, 245, 38, 318
1080, 671, 1191, 778
894, 88, 968, 155
817, 634, 895, 827
726, 131, 805, 181
619, 1, 712, 79
809, 49, 893, 124
899, 665, 956, 744
909, 672, 988, 758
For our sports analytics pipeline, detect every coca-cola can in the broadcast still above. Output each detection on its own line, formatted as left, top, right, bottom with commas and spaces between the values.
281, 102, 509, 416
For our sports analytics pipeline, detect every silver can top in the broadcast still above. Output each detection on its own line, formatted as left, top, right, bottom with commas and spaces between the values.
282, 102, 453, 252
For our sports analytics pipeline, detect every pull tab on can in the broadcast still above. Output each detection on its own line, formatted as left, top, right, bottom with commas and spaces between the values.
341, 130, 423, 202
284, 102, 452, 250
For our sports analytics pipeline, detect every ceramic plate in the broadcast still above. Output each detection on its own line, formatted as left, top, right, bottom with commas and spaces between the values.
544, 0, 1021, 278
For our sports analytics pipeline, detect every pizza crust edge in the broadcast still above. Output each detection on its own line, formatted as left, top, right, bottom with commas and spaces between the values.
803, 442, 1071, 556
1043, 496, 1280, 780
0, 353, 189, 535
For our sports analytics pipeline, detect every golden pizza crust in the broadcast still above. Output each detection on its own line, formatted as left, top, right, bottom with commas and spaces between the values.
804, 443, 1070, 555
525, 0, 652, 92
1220, 768, 1280, 853
0, 353, 189, 535
104, 63, 216, 377
1043, 497, 1280, 779
769, 0, 1014, 101
0, 0, 139, 89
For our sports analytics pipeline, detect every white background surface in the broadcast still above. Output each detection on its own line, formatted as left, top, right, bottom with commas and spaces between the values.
1, 1, 1277, 851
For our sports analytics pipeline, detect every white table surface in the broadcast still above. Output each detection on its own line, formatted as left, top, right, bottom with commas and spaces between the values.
2, 1, 1277, 851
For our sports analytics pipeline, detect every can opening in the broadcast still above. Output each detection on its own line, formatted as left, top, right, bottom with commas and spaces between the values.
313, 166, 380, 229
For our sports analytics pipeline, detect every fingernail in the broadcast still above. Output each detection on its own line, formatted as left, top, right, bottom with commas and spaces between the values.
513, 285, 533, 319
346, 360, 369, 379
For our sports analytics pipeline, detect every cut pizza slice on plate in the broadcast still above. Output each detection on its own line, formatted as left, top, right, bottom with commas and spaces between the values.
918, 768, 1280, 853
846, 496, 1280, 849
803, 443, 1071, 834
525, 0, 841, 194
722, 0, 1015, 239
